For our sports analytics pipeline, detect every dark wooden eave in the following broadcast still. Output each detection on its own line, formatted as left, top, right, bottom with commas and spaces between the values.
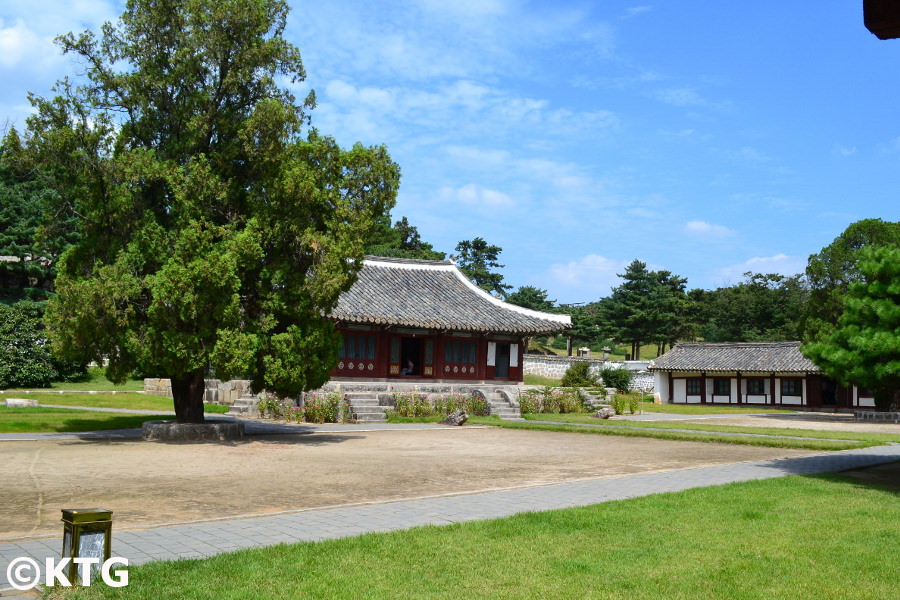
865, 0, 900, 40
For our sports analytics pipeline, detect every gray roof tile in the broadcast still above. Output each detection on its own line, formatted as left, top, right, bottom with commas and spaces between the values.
330, 257, 571, 335
648, 342, 820, 374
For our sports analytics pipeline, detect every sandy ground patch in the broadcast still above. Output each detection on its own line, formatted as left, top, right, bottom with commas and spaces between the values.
0, 426, 817, 540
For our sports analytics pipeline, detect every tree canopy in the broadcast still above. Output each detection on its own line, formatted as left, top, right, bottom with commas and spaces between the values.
693, 273, 808, 343
0, 130, 77, 301
597, 260, 688, 359
803, 218, 900, 341
505, 286, 556, 312
453, 237, 512, 297
801, 245, 900, 411
364, 215, 445, 260
21, 0, 400, 422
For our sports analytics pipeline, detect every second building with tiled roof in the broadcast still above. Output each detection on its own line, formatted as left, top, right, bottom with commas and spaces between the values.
328, 256, 571, 383
648, 342, 875, 409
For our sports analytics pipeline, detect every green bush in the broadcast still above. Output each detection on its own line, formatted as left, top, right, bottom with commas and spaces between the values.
561, 361, 597, 387
518, 387, 590, 415
0, 302, 86, 388
627, 393, 640, 414
257, 393, 291, 419
389, 392, 489, 418
600, 367, 633, 392
610, 394, 628, 415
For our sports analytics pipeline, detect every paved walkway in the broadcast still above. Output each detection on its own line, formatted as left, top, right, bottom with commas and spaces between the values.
2, 442, 899, 592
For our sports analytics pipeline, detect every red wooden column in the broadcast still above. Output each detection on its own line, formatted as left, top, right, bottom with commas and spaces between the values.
475, 337, 488, 381
736, 372, 742, 405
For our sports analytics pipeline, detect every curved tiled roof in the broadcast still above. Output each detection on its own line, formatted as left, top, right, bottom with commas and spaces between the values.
330, 256, 571, 335
648, 342, 821, 374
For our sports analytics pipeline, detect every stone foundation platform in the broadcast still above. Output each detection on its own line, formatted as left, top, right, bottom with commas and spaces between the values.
854, 410, 900, 423
141, 420, 244, 441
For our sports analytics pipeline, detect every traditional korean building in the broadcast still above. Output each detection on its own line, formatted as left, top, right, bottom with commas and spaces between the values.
328, 256, 571, 384
649, 342, 876, 409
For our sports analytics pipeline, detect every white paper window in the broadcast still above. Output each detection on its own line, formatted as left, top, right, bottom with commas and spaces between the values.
487, 342, 496, 366
509, 343, 519, 367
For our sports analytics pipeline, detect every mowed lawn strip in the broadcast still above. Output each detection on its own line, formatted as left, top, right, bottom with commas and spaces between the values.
467, 417, 871, 451
48, 474, 900, 600
519, 413, 900, 444
635, 400, 797, 415
0, 406, 171, 433
2, 367, 145, 392
0, 392, 229, 414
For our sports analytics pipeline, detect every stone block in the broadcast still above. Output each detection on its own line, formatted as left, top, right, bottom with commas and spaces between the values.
5, 398, 38, 407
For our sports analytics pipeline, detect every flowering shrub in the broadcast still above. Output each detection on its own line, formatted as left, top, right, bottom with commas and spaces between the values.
257, 390, 351, 423
391, 392, 432, 417
518, 386, 590, 415
302, 390, 351, 424
387, 392, 489, 418
257, 393, 292, 419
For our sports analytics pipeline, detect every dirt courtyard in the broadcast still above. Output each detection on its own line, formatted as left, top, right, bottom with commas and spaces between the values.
0, 425, 820, 540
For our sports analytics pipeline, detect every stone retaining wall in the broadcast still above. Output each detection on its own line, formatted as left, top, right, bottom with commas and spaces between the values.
854, 410, 900, 423
143, 378, 252, 406
523, 355, 654, 391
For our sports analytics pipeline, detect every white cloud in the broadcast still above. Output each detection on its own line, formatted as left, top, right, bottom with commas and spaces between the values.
0, 19, 44, 68
652, 87, 707, 107
437, 184, 515, 209
716, 254, 806, 283
546, 254, 629, 301
621, 6, 652, 20
684, 221, 734, 237
832, 144, 857, 157
729, 146, 770, 163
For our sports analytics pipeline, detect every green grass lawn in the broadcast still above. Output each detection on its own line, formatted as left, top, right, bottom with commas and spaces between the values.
475, 417, 873, 451
636, 400, 796, 415
522, 374, 562, 386
47, 473, 900, 600
0, 391, 227, 414
3, 367, 145, 392
516, 413, 900, 445
0, 406, 171, 433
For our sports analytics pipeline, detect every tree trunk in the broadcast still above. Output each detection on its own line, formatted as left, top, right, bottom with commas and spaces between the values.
170, 369, 206, 423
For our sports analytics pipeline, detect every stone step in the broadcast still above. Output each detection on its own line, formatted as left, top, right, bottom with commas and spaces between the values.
348, 396, 387, 423
353, 412, 387, 423
350, 398, 381, 407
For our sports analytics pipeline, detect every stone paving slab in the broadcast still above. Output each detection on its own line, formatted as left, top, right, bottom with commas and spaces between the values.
3, 443, 898, 591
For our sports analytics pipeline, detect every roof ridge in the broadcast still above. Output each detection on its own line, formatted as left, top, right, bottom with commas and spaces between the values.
363, 255, 455, 266
674, 341, 801, 347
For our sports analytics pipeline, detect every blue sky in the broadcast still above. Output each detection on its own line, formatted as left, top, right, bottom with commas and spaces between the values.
2, 1, 899, 303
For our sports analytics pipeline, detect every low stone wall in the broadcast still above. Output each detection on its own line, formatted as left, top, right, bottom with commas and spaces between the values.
143, 378, 172, 397
854, 410, 900, 423
523, 355, 654, 391
144, 378, 252, 406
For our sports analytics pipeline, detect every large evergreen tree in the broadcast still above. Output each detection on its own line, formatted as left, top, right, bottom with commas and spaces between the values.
453, 237, 512, 297
22, 0, 400, 422
0, 130, 77, 300
803, 218, 900, 341
364, 215, 445, 260
505, 286, 556, 312
801, 245, 900, 411
599, 260, 685, 359
694, 273, 808, 343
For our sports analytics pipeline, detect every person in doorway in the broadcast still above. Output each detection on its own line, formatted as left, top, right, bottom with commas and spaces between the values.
401, 359, 415, 375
